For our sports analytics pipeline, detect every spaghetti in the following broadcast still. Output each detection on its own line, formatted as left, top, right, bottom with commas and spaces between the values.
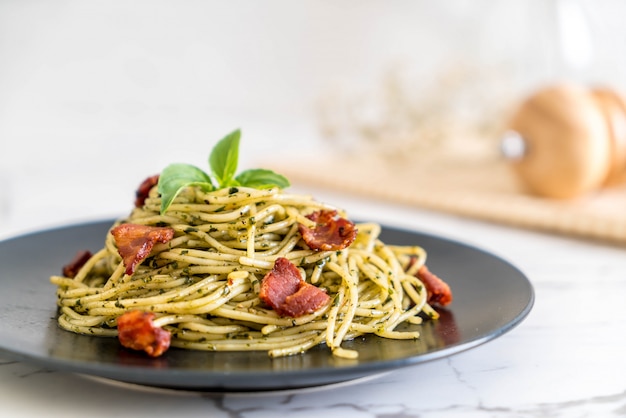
51, 184, 449, 359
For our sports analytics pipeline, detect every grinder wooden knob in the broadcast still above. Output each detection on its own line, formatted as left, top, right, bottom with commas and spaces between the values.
502, 83, 626, 198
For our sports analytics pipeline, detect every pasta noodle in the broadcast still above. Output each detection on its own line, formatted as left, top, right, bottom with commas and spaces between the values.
50, 185, 441, 358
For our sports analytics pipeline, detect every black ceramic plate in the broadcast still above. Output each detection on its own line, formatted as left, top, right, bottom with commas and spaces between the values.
0, 220, 533, 391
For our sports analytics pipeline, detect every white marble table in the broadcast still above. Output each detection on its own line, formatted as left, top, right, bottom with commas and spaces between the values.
1, 184, 625, 418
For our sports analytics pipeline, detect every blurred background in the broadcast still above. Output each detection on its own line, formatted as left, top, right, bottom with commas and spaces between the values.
1, 0, 626, 237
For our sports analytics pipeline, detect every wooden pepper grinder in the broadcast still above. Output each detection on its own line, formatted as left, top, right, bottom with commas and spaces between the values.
501, 83, 626, 198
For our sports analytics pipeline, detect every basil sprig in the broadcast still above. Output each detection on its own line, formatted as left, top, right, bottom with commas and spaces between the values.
157, 129, 290, 214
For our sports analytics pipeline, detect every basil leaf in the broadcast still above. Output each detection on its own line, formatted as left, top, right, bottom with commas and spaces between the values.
236, 168, 291, 189
158, 163, 213, 213
155, 129, 290, 214
209, 129, 240, 187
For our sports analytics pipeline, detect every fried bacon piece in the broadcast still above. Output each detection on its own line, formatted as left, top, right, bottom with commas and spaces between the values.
62, 250, 92, 278
117, 310, 171, 357
298, 210, 357, 251
281, 284, 332, 317
416, 264, 453, 307
134, 174, 159, 208
110, 223, 175, 275
259, 257, 330, 317
259, 257, 302, 311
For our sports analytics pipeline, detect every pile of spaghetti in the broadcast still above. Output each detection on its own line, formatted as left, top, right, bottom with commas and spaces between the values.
51, 184, 451, 359
50, 132, 451, 359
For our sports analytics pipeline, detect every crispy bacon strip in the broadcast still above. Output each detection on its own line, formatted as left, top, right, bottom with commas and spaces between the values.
110, 223, 175, 275
62, 250, 92, 278
416, 264, 453, 307
135, 174, 159, 208
117, 310, 171, 357
259, 257, 330, 317
298, 210, 357, 251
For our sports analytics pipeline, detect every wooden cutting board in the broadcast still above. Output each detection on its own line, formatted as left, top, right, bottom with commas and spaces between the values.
273, 151, 626, 245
